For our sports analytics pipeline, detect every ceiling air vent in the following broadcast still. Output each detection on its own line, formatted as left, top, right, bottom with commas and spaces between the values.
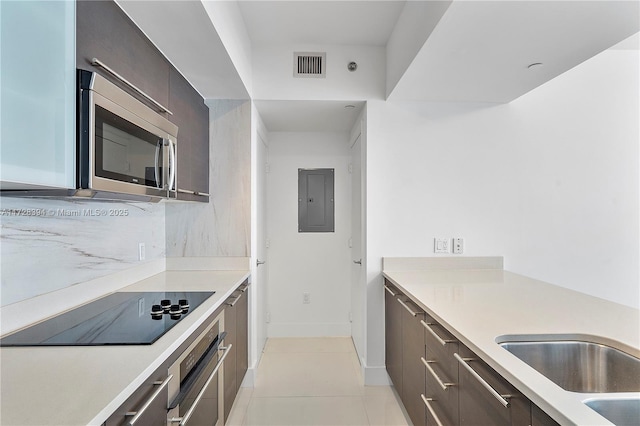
294, 52, 326, 78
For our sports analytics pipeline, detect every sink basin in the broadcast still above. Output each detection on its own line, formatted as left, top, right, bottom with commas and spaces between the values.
584, 397, 640, 426
498, 339, 640, 393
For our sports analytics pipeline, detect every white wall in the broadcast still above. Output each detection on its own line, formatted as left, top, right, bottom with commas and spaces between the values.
201, 0, 254, 97
252, 44, 385, 101
363, 47, 639, 376
385, 0, 451, 98
266, 132, 352, 336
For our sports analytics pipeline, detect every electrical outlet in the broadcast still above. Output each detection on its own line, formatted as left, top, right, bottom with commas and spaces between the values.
453, 238, 464, 254
303, 292, 311, 304
138, 243, 146, 261
434, 238, 450, 253
266, 312, 271, 323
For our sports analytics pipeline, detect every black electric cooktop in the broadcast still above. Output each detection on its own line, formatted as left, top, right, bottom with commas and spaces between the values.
0, 291, 214, 347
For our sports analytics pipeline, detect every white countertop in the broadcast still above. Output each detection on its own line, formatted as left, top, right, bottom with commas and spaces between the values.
383, 263, 640, 426
0, 269, 250, 426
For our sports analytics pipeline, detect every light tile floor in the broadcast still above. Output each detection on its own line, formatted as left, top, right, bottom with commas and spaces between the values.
226, 337, 410, 426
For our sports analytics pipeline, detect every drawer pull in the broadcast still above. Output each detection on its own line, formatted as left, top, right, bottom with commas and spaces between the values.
421, 320, 456, 346
421, 394, 445, 426
454, 353, 511, 407
383, 285, 397, 297
125, 374, 173, 425
226, 293, 242, 307
421, 357, 455, 391
397, 299, 423, 317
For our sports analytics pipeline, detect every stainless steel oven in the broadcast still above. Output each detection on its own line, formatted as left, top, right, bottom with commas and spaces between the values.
167, 310, 231, 426
77, 67, 178, 200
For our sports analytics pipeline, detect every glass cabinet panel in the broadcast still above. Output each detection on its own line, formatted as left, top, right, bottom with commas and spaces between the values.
1, 0, 75, 188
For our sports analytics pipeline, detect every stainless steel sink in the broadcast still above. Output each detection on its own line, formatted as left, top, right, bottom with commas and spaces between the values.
498, 339, 640, 393
584, 397, 640, 426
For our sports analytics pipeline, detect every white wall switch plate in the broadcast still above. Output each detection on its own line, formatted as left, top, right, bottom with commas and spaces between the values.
303, 292, 311, 304
434, 238, 450, 253
138, 243, 146, 261
453, 238, 464, 254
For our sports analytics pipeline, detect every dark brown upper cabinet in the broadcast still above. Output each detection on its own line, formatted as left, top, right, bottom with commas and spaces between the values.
76, 0, 209, 202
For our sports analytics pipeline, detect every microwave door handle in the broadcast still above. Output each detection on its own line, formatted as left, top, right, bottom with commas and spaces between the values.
154, 139, 162, 188
168, 139, 176, 192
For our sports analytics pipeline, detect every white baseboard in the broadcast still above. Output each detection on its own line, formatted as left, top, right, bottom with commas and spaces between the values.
363, 365, 392, 386
267, 322, 351, 337
241, 367, 256, 388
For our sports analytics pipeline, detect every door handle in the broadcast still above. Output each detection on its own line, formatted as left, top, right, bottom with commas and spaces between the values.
257, 259, 266, 266
353, 259, 362, 265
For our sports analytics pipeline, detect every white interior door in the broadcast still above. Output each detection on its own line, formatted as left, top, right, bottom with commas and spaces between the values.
350, 134, 365, 362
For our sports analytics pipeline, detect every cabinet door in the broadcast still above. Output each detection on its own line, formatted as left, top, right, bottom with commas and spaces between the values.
531, 404, 560, 426
1, 0, 75, 188
235, 283, 249, 393
384, 281, 403, 394
76, 0, 170, 110
169, 67, 209, 202
223, 291, 240, 421
400, 298, 426, 426
458, 344, 530, 426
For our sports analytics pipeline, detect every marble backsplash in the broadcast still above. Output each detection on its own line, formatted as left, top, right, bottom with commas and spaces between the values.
166, 99, 251, 257
0, 196, 165, 306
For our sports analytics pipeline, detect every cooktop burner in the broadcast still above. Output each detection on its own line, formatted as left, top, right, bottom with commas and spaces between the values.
0, 291, 214, 346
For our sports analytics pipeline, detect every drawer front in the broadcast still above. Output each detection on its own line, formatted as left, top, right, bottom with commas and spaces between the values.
105, 367, 171, 426
423, 393, 458, 426
458, 345, 530, 426
423, 318, 459, 426
423, 316, 459, 381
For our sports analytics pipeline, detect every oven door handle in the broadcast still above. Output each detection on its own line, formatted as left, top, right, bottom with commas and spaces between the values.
169, 344, 233, 426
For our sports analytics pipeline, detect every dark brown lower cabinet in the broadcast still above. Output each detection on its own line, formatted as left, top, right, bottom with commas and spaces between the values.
104, 364, 170, 426
457, 344, 530, 426
223, 280, 250, 422
399, 298, 426, 426
531, 404, 561, 426
422, 317, 459, 426
384, 282, 403, 393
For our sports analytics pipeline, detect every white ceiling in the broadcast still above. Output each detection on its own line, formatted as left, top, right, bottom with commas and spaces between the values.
117, 0, 639, 132
388, 0, 640, 102
237, 0, 406, 46
255, 100, 365, 132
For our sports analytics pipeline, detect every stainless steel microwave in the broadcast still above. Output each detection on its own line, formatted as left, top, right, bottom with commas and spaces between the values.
77, 69, 178, 200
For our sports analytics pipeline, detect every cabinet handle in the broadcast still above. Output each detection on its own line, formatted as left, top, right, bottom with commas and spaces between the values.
454, 353, 511, 407
91, 58, 173, 115
383, 284, 397, 297
125, 374, 173, 425
226, 293, 242, 307
421, 357, 455, 391
420, 320, 456, 346
397, 299, 423, 317
169, 344, 232, 426
177, 189, 211, 197
420, 394, 445, 426
168, 139, 177, 192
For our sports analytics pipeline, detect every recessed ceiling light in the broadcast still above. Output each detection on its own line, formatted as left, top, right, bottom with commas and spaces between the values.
344, 104, 356, 109
527, 62, 544, 69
